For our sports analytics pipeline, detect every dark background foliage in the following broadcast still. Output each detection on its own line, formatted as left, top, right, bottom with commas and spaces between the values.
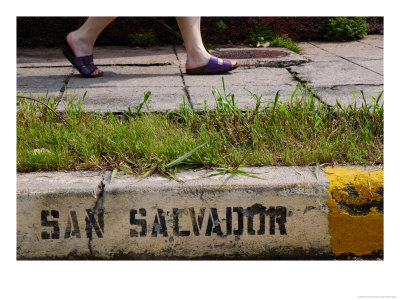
17, 17, 383, 47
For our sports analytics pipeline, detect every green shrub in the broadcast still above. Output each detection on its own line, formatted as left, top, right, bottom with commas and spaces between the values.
246, 25, 275, 47
127, 30, 157, 47
246, 25, 300, 53
215, 20, 227, 30
324, 17, 368, 41
270, 34, 301, 53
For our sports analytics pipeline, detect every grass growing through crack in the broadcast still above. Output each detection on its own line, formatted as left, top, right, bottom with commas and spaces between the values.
17, 80, 383, 178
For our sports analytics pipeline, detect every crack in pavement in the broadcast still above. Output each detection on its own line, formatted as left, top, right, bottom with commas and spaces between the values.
308, 42, 383, 76
55, 72, 73, 108
285, 67, 332, 108
173, 45, 193, 108
328, 83, 383, 89
18, 63, 173, 68
356, 39, 383, 50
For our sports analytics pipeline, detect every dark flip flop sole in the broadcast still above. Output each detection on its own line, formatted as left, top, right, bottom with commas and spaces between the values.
186, 62, 239, 75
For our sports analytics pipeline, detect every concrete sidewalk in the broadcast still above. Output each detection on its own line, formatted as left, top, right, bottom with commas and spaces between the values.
17, 35, 383, 113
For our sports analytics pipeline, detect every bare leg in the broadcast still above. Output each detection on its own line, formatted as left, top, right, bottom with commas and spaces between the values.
176, 17, 236, 70
66, 17, 116, 76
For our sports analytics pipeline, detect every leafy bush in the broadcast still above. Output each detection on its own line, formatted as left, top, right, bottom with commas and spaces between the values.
127, 30, 157, 47
246, 25, 275, 47
270, 34, 301, 53
324, 17, 368, 41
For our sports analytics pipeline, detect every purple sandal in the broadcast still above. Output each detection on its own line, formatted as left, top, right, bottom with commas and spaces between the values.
61, 40, 103, 78
186, 55, 238, 75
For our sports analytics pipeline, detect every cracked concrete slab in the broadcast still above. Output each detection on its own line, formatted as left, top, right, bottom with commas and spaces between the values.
350, 58, 383, 75
58, 65, 185, 113
297, 42, 344, 62
17, 46, 178, 67
289, 60, 382, 86
290, 36, 384, 106
317, 84, 384, 106
308, 39, 383, 60
17, 67, 72, 99
357, 35, 384, 48
288, 59, 383, 106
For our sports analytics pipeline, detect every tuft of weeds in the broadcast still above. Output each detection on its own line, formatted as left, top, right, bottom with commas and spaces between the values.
269, 34, 301, 53
17, 79, 383, 179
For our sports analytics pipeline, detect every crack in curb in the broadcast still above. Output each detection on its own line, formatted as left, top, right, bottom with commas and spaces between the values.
308, 42, 383, 76
173, 45, 193, 108
87, 171, 111, 256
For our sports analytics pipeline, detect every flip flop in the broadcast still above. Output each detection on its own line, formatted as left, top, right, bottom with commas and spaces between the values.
61, 40, 103, 78
186, 55, 238, 75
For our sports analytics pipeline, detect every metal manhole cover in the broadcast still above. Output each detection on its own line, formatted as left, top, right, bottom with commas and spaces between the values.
212, 49, 290, 59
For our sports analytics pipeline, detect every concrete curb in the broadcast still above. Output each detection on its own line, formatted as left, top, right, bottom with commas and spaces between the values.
17, 166, 383, 260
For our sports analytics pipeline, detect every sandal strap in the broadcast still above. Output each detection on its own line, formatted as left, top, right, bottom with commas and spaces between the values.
68, 55, 98, 76
203, 56, 233, 73
79, 63, 98, 76
70, 55, 92, 67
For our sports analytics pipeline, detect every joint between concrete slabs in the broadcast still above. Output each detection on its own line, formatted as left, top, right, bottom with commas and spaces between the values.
172, 45, 193, 107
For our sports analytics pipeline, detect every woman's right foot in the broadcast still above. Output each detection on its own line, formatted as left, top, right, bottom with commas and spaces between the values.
66, 32, 103, 76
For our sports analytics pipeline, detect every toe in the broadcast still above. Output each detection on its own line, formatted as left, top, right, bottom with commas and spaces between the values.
93, 69, 103, 76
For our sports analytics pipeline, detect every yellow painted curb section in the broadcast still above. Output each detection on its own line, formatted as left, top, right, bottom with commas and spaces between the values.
325, 167, 383, 256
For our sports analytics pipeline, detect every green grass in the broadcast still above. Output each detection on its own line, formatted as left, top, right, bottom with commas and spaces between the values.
17, 80, 383, 177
